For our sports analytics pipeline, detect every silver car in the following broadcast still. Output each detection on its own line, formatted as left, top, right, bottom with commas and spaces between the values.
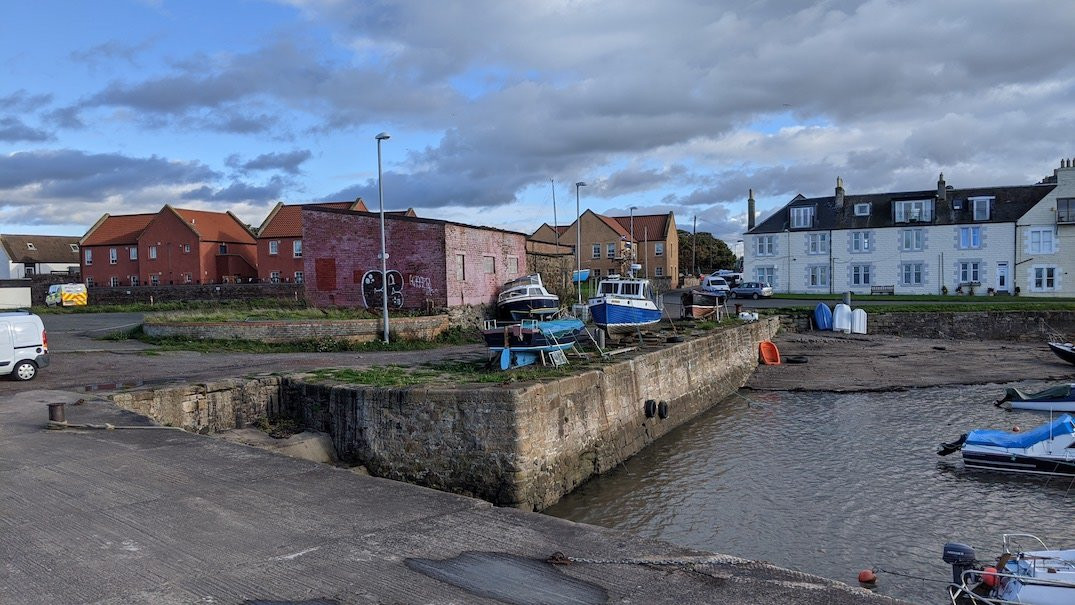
729, 282, 773, 299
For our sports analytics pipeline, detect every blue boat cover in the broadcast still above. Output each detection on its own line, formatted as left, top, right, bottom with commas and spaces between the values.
525, 318, 585, 339
966, 414, 1075, 448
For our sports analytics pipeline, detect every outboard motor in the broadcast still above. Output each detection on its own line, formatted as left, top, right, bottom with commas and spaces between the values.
943, 542, 977, 585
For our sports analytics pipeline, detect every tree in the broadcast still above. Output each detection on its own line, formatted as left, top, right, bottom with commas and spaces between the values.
678, 229, 736, 276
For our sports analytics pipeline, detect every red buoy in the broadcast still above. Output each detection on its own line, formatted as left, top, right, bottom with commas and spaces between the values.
982, 566, 998, 587
858, 569, 877, 584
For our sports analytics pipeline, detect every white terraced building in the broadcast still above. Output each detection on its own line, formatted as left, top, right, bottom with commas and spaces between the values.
742, 160, 1075, 297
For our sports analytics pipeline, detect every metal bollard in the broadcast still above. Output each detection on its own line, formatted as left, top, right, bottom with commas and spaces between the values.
47, 402, 67, 428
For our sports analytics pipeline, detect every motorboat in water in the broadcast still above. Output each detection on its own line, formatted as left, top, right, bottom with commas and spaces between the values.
587, 270, 663, 336
1047, 342, 1075, 365
995, 384, 1075, 412
937, 414, 1075, 476
944, 533, 1075, 605
481, 318, 587, 369
496, 274, 560, 320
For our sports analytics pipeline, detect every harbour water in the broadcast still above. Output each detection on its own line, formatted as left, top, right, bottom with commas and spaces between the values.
545, 382, 1075, 604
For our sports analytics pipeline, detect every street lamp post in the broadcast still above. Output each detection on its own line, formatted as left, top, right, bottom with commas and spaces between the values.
574, 181, 587, 304
375, 132, 391, 344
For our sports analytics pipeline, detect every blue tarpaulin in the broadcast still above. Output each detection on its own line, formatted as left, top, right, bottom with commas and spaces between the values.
571, 269, 590, 283
966, 414, 1075, 449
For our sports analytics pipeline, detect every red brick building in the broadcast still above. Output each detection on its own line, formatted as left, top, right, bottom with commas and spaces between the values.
256, 200, 368, 284
81, 205, 258, 287
302, 206, 526, 309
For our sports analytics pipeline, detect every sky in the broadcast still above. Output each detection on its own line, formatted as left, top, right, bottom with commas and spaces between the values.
2, 1, 1075, 248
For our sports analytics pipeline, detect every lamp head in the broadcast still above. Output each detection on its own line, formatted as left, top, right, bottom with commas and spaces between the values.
575, 181, 587, 188
375, 132, 391, 140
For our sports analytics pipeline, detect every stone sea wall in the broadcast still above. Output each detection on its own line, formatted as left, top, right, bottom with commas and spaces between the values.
781, 309, 1075, 341
143, 315, 451, 343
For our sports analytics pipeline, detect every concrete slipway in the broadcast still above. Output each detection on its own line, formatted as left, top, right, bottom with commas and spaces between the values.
1, 389, 901, 605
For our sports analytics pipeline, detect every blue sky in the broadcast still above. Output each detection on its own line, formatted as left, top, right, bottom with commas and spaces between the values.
3, 1, 1075, 246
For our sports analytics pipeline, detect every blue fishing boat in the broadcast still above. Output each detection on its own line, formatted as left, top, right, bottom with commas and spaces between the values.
587, 271, 662, 336
482, 318, 587, 369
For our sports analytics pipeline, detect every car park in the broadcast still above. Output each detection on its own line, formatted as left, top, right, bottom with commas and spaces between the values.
0, 311, 49, 381
729, 282, 773, 299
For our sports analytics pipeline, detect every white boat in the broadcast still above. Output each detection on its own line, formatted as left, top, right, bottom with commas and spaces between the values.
587, 270, 662, 336
945, 534, 1075, 604
496, 274, 560, 320
937, 414, 1075, 476
995, 384, 1075, 413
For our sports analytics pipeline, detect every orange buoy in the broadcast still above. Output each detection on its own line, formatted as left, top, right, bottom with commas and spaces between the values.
982, 566, 998, 587
857, 569, 877, 584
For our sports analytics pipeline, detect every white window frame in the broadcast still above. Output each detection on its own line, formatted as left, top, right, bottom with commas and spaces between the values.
294, 271, 304, 284
1034, 267, 1057, 290
86, 277, 95, 287
654, 242, 664, 257
901, 229, 924, 251
755, 267, 775, 286
808, 233, 828, 255
109, 276, 120, 287
971, 196, 992, 221
808, 266, 828, 287
184, 273, 192, 284
129, 247, 137, 261
851, 264, 871, 286
592, 244, 601, 259
959, 261, 980, 283
130, 275, 139, 286
149, 245, 158, 260
85, 249, 93, 265
109, 248, 118, 264
183, 243, 191, 253
854, 203, 870, 216
607, 243, 616, 259
851, 231, 871, 252
901, 262, 924, 286
270, 271, 281, 284
959, 226, 981, 249
654, 266, 664, 277
791, 206, 814, 229
755, 236, 774, 256
293, 240, 302, 258
69, 243, 79, 253
1029, 228, 1054, 254
894, 200, 932, 223
269, 240, 279, 255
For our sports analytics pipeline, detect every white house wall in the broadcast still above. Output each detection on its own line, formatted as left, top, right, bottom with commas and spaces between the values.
1017, 166, 1075, 296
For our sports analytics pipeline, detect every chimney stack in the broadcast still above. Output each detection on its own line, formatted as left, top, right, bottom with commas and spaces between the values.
937, 172, 946, 201
747, 189, 756, 230
835, 177, 844, 207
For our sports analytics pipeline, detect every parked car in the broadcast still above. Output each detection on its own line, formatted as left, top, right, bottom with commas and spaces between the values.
0, 310, 49, 381
729, 282, 773, 299
700, 275, 730, 294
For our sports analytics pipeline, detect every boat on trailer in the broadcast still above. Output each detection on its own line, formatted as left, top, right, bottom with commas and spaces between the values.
937, 414, 1075, 476
995, 384, 1075, 412
587, 271, 662, 336
481, 318, 587, 369
680, 288, 725, 319
944, 533, 1075, 604
495, 274, 560, 320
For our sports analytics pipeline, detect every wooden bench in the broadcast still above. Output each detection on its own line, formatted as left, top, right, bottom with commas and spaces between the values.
870, 285, 895, 295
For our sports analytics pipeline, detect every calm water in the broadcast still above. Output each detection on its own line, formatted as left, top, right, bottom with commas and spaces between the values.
544, 382, 1075, 604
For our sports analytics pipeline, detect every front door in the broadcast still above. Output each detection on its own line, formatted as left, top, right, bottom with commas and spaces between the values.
996, 262, 1009, 293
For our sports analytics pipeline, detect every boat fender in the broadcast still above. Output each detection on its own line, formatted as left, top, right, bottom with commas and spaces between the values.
657, 401, 669, 419
982, 566, 998, 588
857, 569, 877, 585
1012, 426, 1021, 433
644, 399, 657, 418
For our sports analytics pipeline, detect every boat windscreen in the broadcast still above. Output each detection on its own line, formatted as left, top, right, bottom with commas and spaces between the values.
620, 283, 640, 297
599, 282, 617, 294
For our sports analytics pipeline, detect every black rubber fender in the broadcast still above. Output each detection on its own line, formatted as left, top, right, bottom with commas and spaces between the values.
784, 355, 809, 364
644, 399, 657, 418
657, 401, 669, 419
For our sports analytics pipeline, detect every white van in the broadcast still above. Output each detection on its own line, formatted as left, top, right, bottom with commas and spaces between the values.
700, 275, 730, 294
45, 283, 88, 307
0, 311, 49, 381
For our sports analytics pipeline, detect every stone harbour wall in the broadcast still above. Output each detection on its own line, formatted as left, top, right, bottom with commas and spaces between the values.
143, 315, 452, 343
781, 309, 1075, 341
110, 377, 281, 433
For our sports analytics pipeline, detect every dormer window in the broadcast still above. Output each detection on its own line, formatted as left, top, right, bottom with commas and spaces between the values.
790, 206, 814, 229
26, 242, 36, 251
854, 203, 870, 216
971, 196, 993, 221
894, 200, 933, 223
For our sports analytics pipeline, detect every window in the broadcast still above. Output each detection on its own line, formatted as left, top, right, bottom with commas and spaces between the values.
150, 274, 160, 286
894, 200, 932, 223
854, 203, 870, 216
22, 267, 34, 277
1058, 198, 1075, 223
109, 277, 120, 287
269, 241, 279, 255
130, 275, 139, 286
851, 264, 871, 286
293, 240, 302, 258
755, 235, 775, 256
26, 242, 36, 251
149, 246, 157, 260
756, 267, 775, 286
107, 248, 117, 264
270, 271, 281, 284
901, 262, 923, 285
86, 277, 95, 287
607, 243, 616, 259
900, 229, 924, 251
655, 266, 664, 277
592, 244, 601, 259
1034, 267, 1057, 290
184, 273, 192, 284
791, 206, 814, 228
851, 231, 871, 252
593, 269, 601, 278
808, 233, 828, 254
456, 254, 465, 281
1030, 228, 1054, 254
85, 249, 93, 265
959, 226, 981, 249
971, 196, 992, 221
808, 266, 828, 287
294, 271, 304, 284
129, 247, 137, 261
508, 256, 519, 273
219, 243, 228, 255
69, 243, 79, 253
483, 256, 495, 274
183, 243, 190, 253
959, 262, 980, 283
655, 242, 665, 256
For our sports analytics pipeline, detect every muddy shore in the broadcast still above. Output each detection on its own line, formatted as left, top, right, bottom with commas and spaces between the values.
746, 331, 1075, 392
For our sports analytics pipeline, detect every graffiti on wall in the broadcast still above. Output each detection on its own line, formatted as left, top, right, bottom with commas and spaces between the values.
362, 269, 404, 310
408, 274, 434, 295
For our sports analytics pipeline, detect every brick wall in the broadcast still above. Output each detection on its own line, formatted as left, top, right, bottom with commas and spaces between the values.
443, 222, 526, 307
526, 250, 574, 301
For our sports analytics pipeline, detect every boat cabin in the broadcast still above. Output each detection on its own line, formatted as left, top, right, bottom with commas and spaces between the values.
596, 275, 652, 299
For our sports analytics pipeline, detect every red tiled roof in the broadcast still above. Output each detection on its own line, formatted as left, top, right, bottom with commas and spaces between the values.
611, 214, 671, 241
258, 200, 368, 239
595, 213, 632, 238
81, 213, 155, 246
170, 208, 256, 244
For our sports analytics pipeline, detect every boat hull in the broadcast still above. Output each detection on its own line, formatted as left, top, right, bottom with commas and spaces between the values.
481, 319, 585, 349
1049, 342, 1075, 365
680, 289, 724, 319
962, 450, 1075, 476
497, 297, 560, 320
589, 299, 662, 335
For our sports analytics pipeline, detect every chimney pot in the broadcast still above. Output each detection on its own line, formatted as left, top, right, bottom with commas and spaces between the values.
747, 189, 756, 230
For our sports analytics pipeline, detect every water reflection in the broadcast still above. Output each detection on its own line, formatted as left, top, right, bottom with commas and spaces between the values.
544, 382, 1075, 604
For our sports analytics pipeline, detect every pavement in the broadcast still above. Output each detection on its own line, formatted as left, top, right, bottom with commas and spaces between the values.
1, 389, 903, 604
